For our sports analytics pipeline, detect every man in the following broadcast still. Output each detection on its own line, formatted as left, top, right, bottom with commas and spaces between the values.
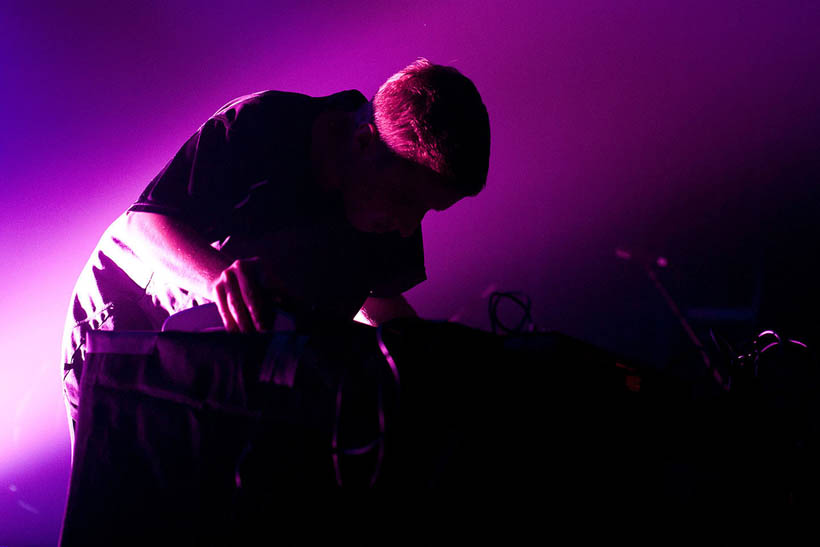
60, 57, 491, 439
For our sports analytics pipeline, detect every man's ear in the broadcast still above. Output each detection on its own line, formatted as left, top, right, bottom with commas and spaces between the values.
352, 122, 378, 152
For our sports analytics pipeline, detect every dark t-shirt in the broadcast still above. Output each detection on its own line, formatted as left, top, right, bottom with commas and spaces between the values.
128, 89, 426, 313
61, 89, 426, 422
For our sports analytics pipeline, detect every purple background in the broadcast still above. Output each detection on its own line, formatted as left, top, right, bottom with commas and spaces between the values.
2, 0, 820, 541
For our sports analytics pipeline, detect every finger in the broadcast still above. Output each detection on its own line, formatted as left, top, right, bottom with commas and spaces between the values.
213, 279, 239, 333
233, 260, 269, 332
224, 269, 255, 333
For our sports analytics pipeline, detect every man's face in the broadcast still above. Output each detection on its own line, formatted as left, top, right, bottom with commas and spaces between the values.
342, 142, 465, 238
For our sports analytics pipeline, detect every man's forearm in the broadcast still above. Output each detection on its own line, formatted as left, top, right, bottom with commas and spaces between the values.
111, 211, 233, 301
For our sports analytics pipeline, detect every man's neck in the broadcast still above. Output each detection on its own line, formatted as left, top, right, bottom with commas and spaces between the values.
353, 101, 374, 127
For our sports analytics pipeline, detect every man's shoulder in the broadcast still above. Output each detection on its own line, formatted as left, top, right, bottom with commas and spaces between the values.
212, 89, 367, 120
313, 89, 368, 112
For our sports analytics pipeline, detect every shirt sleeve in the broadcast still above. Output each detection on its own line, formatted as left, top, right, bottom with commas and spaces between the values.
127, 92, 274, 233
367, 227, 427, 297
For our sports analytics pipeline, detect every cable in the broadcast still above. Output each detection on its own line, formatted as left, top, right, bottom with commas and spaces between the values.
719, 329, 810, 390
331, 324, 401, 487
488, 290, 535, 334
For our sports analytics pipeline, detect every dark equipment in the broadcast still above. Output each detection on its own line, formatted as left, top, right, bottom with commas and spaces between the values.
59, 316, 819, 544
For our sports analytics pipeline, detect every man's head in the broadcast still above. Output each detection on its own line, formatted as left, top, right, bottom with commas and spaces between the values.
333, 58, 491, 237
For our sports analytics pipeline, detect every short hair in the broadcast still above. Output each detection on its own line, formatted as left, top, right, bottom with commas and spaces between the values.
372, 58, 491, 197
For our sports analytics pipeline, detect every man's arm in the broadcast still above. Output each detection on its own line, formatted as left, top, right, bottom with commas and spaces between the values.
114, 211, 233, 301
355, 295, 419, 327
112, 211, 291, 332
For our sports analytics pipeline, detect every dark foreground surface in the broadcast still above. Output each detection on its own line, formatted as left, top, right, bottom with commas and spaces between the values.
60, 317, 820, 544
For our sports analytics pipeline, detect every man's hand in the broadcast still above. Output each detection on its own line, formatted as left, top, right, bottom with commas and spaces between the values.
209, 257, 295, 333
356, 295, 419, 327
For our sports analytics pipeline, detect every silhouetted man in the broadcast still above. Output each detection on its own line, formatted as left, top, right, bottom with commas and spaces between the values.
60, 57, 491, 444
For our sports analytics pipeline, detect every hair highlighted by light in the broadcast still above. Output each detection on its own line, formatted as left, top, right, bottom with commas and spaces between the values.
371, 58, 490, 197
